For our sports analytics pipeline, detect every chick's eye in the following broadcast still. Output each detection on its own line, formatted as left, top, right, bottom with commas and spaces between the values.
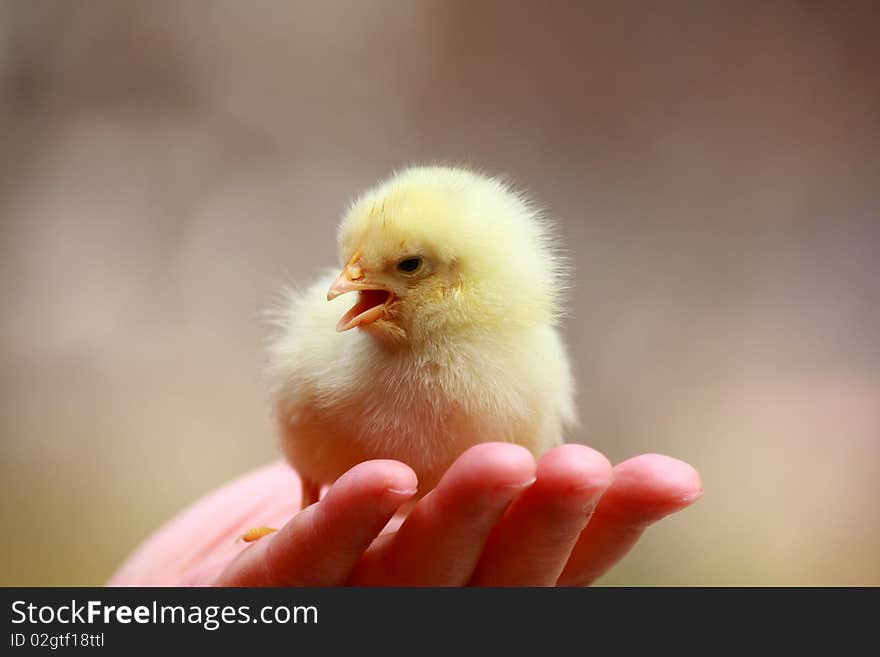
396, 257, 423, 273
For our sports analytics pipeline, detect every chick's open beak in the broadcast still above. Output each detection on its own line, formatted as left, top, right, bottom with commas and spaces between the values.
327, 263, 392, 332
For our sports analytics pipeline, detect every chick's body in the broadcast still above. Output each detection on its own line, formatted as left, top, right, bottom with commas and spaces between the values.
269, 167, 576, 505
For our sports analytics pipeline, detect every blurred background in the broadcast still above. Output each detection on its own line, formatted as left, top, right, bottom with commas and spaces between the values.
1, 1, 878, 586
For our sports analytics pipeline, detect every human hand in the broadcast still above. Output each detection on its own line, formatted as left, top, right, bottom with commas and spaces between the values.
109, 443, 701, 586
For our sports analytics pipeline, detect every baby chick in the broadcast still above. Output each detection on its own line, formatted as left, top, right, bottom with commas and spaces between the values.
269, 166, 577, 511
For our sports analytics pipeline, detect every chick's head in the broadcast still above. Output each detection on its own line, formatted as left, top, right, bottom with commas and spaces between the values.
328, 166, 565, 345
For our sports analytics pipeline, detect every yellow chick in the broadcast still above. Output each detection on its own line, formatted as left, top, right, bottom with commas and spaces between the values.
268, 166, 577, 510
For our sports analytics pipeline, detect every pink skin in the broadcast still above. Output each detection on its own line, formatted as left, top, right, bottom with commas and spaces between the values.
108, 443, 702, 587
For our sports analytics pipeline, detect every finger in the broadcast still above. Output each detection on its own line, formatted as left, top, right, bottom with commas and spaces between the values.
469, 444, 613, 586
557, 454, 702, 586
350, 442, 536, 586
214, 460, 417, 586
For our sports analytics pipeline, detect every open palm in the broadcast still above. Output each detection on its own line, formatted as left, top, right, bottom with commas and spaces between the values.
110, 443, 701, 587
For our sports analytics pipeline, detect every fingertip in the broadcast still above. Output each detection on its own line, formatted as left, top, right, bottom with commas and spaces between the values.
538, 443, 614, 496
332, 459, 419, 498
618, 454, 702, 499
608, 453, 703, 519
453, 442, 537, 490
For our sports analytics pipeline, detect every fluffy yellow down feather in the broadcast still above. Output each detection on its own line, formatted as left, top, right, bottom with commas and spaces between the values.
268, 166, 577, 507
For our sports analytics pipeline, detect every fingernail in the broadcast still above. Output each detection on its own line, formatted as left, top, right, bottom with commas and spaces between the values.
385, 487, 418, 496
566, 485, 610, 515
491, 476, 537, 499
